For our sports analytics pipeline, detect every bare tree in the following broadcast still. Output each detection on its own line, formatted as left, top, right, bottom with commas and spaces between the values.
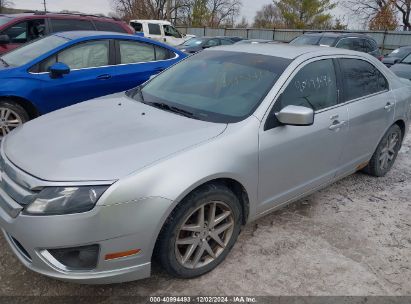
207, 0, 242, 27
236, 16, 249, 27
253, 3, 284, 28
395, 0, 411, 30
0, 0, 13, 13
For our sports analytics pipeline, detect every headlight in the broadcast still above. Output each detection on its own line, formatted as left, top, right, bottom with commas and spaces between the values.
24, 186, 109, 216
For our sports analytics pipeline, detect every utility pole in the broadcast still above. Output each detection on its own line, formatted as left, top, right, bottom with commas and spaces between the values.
166, 0, 171, 21
42, 0, 47, 12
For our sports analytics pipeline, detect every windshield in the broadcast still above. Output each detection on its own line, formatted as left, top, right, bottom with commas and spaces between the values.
181, 38, 206, 47
1, 35, 68, 67
387, 48, 410, 59
290, 35, 321, 46
318, 36, 337, 46
131, 50, 291, 123
0, 16, 13, 27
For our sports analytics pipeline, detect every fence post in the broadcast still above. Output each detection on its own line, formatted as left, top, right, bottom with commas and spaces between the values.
246, 28, 249, 39
204, 26, 206, 36
272, 27, 276, 41
382, 29, 388, 54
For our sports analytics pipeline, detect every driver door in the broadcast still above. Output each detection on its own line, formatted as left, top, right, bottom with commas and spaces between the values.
258, 58, 349, 214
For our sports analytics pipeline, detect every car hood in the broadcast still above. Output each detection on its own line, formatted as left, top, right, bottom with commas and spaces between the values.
4, 93, 227, 182
390, 63, 411, 80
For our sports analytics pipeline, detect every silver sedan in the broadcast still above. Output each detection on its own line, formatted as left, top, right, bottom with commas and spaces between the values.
0, 44, 410, 284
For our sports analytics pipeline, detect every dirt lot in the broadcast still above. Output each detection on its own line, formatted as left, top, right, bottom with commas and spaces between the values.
0, 130, 410, 297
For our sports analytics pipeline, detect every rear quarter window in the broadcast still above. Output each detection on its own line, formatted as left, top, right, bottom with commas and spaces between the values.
94, 21, 127, 33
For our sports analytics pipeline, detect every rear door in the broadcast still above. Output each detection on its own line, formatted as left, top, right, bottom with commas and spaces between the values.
145, 23, 163, 42
110, 39, 176, 90
31, 39, 117, 113
336, 57, 395, 175
258, 58, 349, 213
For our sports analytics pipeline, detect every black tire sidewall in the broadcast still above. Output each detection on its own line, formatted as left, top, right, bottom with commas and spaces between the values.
368, 124, 402, 177
0, 100, 29, 123
158, 184, 242, 278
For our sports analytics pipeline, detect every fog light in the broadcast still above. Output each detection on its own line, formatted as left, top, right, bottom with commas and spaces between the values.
48, 244, 99, 270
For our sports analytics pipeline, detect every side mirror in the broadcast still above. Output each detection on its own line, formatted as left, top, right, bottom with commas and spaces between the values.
0, 34, 10, 45
394, 58, 400, 64
275, 105, 314, 126
49, 62, 70, 79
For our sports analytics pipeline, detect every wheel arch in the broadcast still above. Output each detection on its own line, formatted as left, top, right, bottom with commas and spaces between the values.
394, 119, 406, 141
0, 96, 39, 120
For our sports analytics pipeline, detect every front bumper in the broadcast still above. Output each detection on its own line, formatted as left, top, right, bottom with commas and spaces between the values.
0, 194, 172, 284
0, 149, 173, 284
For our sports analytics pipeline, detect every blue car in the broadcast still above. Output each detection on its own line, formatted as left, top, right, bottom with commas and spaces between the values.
0, 31, 186, 136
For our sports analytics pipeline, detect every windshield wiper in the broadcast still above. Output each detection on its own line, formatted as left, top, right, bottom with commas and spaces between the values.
150, 102, 196, 119
0, 57, 9, 67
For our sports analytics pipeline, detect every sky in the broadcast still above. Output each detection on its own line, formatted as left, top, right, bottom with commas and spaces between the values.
10, 0, 350, 27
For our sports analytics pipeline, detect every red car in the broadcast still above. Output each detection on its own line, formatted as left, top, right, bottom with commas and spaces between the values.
0, 12, 134, 55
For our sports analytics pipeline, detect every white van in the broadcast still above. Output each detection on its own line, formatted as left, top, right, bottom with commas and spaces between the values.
129, 20, 194, 46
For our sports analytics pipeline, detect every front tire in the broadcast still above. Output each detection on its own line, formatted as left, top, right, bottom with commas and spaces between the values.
0, 100, 29, 137
364, 124, 402, 177
156, 184, 242, 278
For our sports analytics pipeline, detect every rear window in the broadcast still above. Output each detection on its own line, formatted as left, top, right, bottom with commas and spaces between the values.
148, 23, 161, 35
130, 22, 143, 32
290, 35, 321, 46
0, 16, 13, 27
51, 19, 95, 32
94, 21, 127, 33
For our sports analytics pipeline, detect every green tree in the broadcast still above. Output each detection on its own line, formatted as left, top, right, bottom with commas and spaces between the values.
275, 0, 336, 29
192, 0, 209, 26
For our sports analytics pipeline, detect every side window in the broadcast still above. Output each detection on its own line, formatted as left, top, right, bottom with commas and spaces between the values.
205, 39, 219, 47
279, 59, 338, 112
51, 19, 95, 32
163, 25, 182, 38
130, 22, 143, 32
365, 39, 377, 52
94, 21, 127, 33
340, 58, 388, 101
220, 39, 232, 45
155, 45, 173, 60
148, 23, 161, 35
119, 40, 155, 64
351, 39, 364, 51
336, 38, 352, 50
2, 21, 28, 43
41, 40, 110, 71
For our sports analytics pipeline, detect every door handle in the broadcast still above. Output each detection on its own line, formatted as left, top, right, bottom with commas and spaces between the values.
97, 74, 112, 80
384, 102, 394, 111
329, 120, 347, 131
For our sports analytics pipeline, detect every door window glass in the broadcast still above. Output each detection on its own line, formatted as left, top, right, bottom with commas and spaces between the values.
340, 58, 388, 101
119, 40, 155, 64
41, 40, 109, 71
220, 39, 233, 45
163, 25, 182, 38
1, 19, 46, 44
130, 22, 143, 32
51, 19, 95, 32
279, 59, 337, 111
205, 39, 219, 47
148, 23, 161, 35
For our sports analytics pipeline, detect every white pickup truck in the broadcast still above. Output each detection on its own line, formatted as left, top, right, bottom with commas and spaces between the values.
129, 20, 194, 46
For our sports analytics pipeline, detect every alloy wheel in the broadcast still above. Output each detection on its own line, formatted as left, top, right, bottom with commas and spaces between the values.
0, 107, 23, 137
379, 132, 399, 171
175, 201, 235, 269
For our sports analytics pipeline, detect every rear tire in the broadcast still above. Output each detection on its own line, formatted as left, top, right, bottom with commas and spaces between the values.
0, 100, 29, 137
156, 184, 242, 278
364, 124, 402, 177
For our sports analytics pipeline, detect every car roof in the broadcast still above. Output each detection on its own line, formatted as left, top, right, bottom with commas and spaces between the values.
129, 20, 171, 25
0, 12, 122, 22
301, 32, 375, 40
210, 43, 365, 59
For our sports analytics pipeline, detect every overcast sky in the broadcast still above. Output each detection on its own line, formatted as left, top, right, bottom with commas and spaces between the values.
11, 0, 350, 27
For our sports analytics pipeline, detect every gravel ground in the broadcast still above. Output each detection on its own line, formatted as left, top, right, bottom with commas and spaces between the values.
0, 130, 410, 297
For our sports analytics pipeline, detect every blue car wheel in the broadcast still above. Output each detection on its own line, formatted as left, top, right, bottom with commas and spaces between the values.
0, 100, 29, 138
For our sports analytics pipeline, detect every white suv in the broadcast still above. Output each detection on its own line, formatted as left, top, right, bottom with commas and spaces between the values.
129, 20, 194, 46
